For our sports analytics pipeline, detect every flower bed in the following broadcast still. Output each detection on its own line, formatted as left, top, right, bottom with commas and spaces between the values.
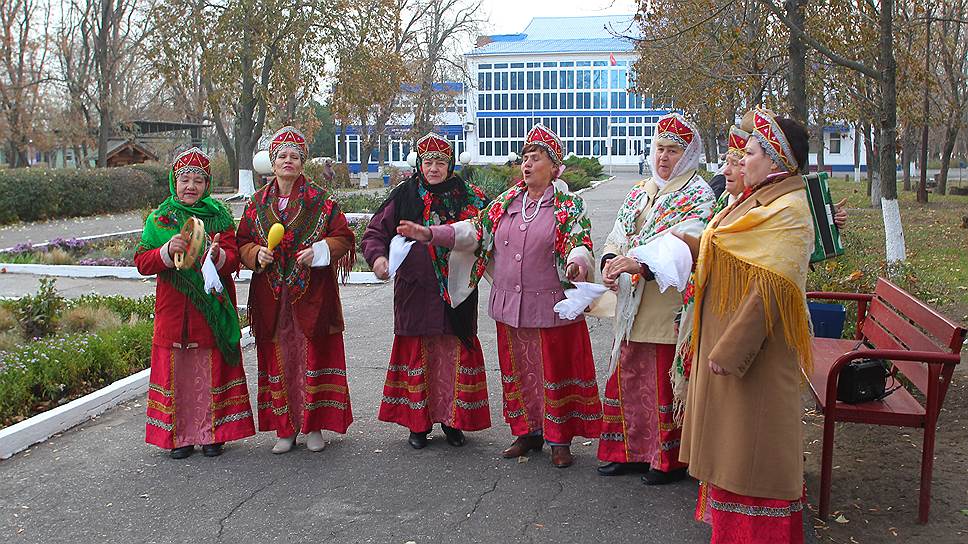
0, 280, 158, 427
2, 236, 138, 267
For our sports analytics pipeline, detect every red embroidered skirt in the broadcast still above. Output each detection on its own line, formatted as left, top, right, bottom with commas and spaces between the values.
146, 345, 255, 449
495, 320, 602, 444
598, 341, 685, 470
378, 334, 491, 432
255, 302, 353, 437
695, 482, 805, 544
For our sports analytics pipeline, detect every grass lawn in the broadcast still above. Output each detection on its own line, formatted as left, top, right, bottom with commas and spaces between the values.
808, 176, 968, 326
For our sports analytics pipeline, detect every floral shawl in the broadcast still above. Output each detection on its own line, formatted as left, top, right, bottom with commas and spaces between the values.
605, 171, 715, 373
237, 174, 353, 302
446, 178, 593, 307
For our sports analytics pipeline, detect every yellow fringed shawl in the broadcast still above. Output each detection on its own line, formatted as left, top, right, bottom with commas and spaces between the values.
691, 177, 815, 375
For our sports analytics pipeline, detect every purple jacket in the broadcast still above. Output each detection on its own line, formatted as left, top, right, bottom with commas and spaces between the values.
361, 200, 476, 337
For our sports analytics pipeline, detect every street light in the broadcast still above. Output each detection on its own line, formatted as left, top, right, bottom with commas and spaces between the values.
459, 151, 471, 165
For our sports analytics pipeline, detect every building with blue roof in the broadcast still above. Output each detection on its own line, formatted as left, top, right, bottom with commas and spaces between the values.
465, 14, 671, 166
336, 14, 869, 174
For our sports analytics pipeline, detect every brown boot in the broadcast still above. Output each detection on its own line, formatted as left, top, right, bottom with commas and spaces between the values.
501, 435, 544, 458
551, 445, 573, 468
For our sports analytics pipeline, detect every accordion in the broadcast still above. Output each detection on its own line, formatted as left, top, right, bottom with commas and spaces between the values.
803, 172, 844, 263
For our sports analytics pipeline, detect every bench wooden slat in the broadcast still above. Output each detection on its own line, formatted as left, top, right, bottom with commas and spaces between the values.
867, 298, 944, 353
808, 338, 926, 427
875, 279, 965, 351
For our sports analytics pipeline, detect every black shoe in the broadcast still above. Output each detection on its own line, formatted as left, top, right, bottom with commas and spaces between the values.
641, 467, 688, 486
441, 425, 465, 447
408, 430, 430, 449
597, 462, 650, 476
202, 443, 224, 457
170, 446, 194, 459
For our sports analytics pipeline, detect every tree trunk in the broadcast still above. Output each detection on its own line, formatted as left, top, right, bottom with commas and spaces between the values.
95, 0, 111, 168
815, 122, 825, 173
853, 122, 862, 183
901, 130, 913, 191
879, 0, 905, 262
785, 0, 808, 127
938, 119, 958, 195
863, 122, 875, 195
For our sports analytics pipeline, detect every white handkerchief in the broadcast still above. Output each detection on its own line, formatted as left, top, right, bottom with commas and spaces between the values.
388, 235, 416, 278
202, 250, 224, 294
627, 233, 693, 293
554, 281, 609, 320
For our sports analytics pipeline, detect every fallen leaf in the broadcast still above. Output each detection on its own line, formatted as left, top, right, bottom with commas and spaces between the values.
834, 514, 849, 524
517, 456, 529, 463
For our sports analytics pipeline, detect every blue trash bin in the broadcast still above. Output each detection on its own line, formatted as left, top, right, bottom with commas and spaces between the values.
808, 301, 846, 339
383, 174, 390, 187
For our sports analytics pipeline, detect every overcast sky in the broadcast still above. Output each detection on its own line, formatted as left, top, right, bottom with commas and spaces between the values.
479, 0, 638, 35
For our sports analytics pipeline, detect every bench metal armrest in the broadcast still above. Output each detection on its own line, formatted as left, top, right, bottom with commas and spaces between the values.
823, 349, 961, 415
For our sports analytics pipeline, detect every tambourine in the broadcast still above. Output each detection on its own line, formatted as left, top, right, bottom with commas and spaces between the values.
173, 217, 206, 270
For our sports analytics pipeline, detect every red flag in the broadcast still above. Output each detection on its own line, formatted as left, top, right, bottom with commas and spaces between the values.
609, 52, 617, 66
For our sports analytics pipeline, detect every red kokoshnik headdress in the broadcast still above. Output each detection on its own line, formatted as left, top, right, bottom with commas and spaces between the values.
655, 113, 697, 149
525, 123, 564, 165
726, 126, 750, 159
416, 132, 454, 162
269, 126, 308, 161
172, 147, 211, 179
750, 108, 798, 173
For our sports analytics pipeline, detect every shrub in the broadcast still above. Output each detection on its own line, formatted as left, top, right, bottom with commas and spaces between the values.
15, 278, 64, 339
38, 248, 73, 265
60, 305, 123, 334
564, 156, 604, 179
561, 168, 592, 191
0, 321, 153, 425
466, 164, 517, 200
0, 331, 21, 353
68, 294, 155, 321
0, 165, 169, 225
335, 189, 389, 213
0, 306, 17, 332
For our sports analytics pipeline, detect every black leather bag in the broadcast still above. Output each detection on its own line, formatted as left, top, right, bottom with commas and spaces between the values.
836, 359, 889, 404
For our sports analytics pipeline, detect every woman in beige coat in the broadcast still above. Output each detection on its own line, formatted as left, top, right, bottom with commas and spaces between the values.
678, 109, 814, 544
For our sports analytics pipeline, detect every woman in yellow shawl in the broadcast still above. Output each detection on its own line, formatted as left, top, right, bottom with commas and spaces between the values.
678, 110, 813, 544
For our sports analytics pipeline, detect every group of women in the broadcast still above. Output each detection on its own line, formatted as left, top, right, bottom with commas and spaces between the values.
138, 109, 820, 543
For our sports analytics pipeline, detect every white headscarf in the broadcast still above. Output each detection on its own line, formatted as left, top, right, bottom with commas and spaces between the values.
648, 113, 703, 186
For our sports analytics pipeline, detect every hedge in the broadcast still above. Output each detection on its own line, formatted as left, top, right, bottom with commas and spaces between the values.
0, 165, 170, 225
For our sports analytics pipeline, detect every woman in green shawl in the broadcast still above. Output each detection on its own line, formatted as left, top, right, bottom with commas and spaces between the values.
135, 147, 255, 459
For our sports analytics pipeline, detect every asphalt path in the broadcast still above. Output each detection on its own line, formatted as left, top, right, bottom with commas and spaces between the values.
0, 171, 722, 544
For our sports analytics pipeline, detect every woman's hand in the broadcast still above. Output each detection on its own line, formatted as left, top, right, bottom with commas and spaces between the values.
396, 220, 432, 242
295, 247, 314, 267
565, 262, 581, 281
168, 234, 188, 260
256, 246, 274, 267
373, 256, 390, 280
833, 198, 848, 229
209, 233, 221, 262
709, 360, 730, 376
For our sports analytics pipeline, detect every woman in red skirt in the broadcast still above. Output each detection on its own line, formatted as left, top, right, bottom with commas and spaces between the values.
136, 147, 255, 459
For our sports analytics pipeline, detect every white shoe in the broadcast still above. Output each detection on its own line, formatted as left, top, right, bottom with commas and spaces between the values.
272, 434, 297, 454
306, 431, 326, 452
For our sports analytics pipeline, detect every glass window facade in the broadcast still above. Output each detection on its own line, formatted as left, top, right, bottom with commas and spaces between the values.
473, 56, 670, 160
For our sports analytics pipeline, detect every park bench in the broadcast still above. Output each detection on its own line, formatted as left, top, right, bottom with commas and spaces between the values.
805, 277, 966, 524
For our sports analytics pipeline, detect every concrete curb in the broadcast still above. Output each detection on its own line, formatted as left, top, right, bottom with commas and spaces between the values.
0, 326, 254, 460
0, 263, 385, 285
575, 175, 616, 195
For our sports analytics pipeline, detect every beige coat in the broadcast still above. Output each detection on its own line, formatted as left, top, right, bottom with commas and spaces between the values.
602, 171, 707, 344
679, 177, 808, 501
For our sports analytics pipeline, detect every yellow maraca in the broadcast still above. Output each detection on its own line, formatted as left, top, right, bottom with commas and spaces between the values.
267, 223, 285, 251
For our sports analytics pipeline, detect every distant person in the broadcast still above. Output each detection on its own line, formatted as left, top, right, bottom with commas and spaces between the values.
135, 147, 255, 460
362, 132, 491, 450
236, 126, 355, 454
321, 158, 336, 184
